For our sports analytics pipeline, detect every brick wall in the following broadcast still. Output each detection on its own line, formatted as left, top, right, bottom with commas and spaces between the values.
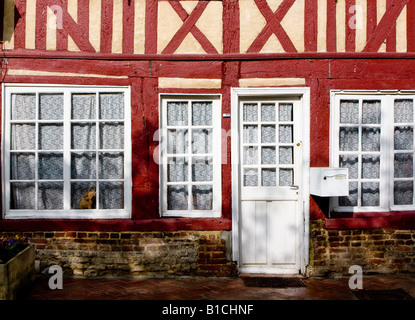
308, 220, 415, 277
6, 231, 237, 278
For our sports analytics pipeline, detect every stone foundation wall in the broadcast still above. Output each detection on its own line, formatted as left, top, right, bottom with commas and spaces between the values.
308, 220, 415, 277
8, 231, 237, 278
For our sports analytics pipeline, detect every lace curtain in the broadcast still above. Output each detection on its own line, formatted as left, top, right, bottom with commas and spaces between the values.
394, 99, 414, 205
339, 100, 381, 207
10, 92, 125, 211
11, 94, 64, 210
166, 101, 213, 210
338, 99, 415, 207
242, 102, 293, 187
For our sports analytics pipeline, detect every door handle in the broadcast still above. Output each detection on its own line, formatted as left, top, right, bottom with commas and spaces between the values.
289, 185, 299, 190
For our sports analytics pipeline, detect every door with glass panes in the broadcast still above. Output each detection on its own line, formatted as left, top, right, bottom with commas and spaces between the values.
238, 97, 303, 274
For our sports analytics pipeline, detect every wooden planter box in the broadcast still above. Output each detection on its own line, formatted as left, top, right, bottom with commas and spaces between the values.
0, 244, 35, 300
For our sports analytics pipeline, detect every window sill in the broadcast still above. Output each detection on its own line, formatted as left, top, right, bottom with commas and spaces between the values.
0, 217, 232, 232
4, 210, 131, 220
325, 211, 415, 230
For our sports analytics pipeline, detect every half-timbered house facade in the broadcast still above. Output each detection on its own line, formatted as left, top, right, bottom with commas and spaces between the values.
1, 0, 415, 277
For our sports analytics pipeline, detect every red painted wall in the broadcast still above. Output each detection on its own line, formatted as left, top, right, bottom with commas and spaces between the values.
2, 56, 415, 231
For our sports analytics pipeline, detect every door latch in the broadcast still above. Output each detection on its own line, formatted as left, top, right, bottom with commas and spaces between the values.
289, 185, 299, 190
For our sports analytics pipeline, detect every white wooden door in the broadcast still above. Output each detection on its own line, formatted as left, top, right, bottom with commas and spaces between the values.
238, 97, 303, 274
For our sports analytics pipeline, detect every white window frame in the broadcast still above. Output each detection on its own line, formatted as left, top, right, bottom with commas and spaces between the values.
159, 94, 222, 218
330, 90, 415, 213
2, 84, 132, 219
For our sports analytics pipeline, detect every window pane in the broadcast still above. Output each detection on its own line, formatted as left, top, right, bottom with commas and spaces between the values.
39, 124, 63, 150
243, 146, 258, 165
192, 157, 213, 182
99, 152, 124, 179
11, 124, 35, 150
71, 123, 96, 150
261, 103, 276, 121
10, 182, 35, 209
11, 94, 36, 120
362, 127, 380, 151
243, 103, 258, 122
394, 153, 413, 178
192, 185, 213, 210
71, 183, 96, 209
99, 182, 124, 209
38, 182, 63, 210
99, 93, 124, 119
361, 182, 380, 206
243, 125, 258, 144
279, 147, 293, 164
339, 182, 358, 206
192, 102, 212, 126
71, 152, 96, 179
339, 127, 358, 151
167, 185, 188, 210
279, 125, 293, 143
262, 168, 276, 186
394, 126, 413, 150
340, 100, 359, 124
167, 102, 188, 126
11, 153, 35, 180
39, 94, 63, 120
279, 168, 293, 186
394, 181, 413, 205
261, 125, 276, 143
38, 153, 63, 180
72, 94, 96, 120
99, 122, 124, 149
168, 157, 188, 182
192, 129, 212, 154
339, 155, 358, 179
362, 100, 381, 124
244, 168, 258, 186
262, 147, 276, 165
279, 103, 293, 121
168, 129, 188, 154
395, 99, 413, 123
361, 155, 380, 179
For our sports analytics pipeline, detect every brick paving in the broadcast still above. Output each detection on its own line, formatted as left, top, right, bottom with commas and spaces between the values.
20, 273, 415, 300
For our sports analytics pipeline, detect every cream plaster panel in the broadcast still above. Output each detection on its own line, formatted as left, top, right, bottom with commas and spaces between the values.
336, 0, 345, 52
377, 0, 386, 52
280, 0, 304, 52
89, 0, 101, 52
355, 0, 367, 52
267, 0, 283, 12
159, 78, 222, 89
241, 0, 304, 53
8, 69, 128, 79
157, 2, 183, 53
396, 6, 407, 52
25, 0, 36, 49
68, 0, 80, 51
134, 0, 145, 54
158, 1, 222, 54
195, 1, 223, 53
46, 6, 57, 51
112, 0, 123, 54
239, 78, 306, 87
180, 1, 198, 15
260, 34, 284, 53
317, 0, 327, 52
175, 33, 206, 54
240, 0, 267, 53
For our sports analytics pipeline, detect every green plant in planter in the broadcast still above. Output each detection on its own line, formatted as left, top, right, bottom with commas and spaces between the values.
0, 234, 29, 264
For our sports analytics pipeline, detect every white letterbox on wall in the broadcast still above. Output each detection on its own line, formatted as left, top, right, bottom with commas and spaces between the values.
310, 168, 349, 197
